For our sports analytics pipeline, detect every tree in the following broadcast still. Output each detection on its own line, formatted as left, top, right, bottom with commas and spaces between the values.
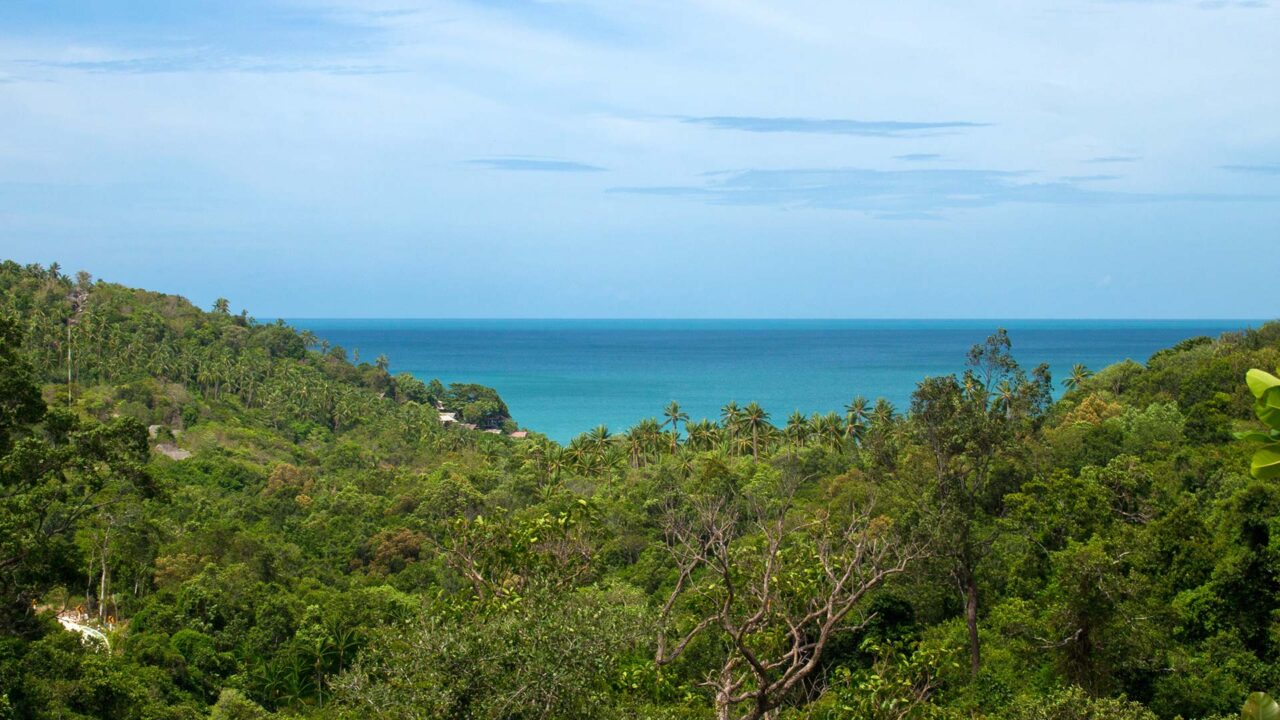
663, 401, 689, 453
0, 316, 45, 455
845, 395, 870, 445
1063, 363, 1093, 392
741, 402, 770, 461
784, 411, 810, 448
814, 412, 845, 451
0, 316, 152, 632
721, 401, 743, 450
908, 329, 1043, 677
333, 586, 650, 720
656, 472, 922, 720
686, 419, 720, 452
213, 298, 231, 315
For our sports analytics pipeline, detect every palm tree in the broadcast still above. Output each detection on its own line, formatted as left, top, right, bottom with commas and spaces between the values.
624, 426, 647, 468
662, 401, 689, 453
784, 410, 811, 448
685, 419, 718, 451
1063, 363, 1092, 391
566, 437, 590, 473
994, 379, 1016, 418
586, 425, 612, 463
815, 412, 845, 450
870, 398, 897, 429
844, 395, 869, 445
720, 401, 742, 443
742, 402, 771, 461
626, 418, 662, 467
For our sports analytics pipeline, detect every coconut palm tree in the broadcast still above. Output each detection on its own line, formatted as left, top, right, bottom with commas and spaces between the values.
662, 401, 689, 453
994, 379, 1016, 419
870, 398, 897, 429
815, 412, 845, 450
1063, 363, 1092, 391
784, 410, 811, 448
625, 426, 648, 468
685, 419, 719, 451
566, 437, 590, 473
586, 425, 612, 454
742, 402, 771, 461
720, 401, 742, 444
625, 418, 663, 467
844, 395, 869, 445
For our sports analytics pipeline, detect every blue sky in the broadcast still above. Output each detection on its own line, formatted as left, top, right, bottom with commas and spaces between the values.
0, 0, 1276, 318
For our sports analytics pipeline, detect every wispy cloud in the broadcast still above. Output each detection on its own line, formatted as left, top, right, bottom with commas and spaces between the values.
895, 153, 943, 161
467, 157, 607, 172
1101, 0, 1267, 7
609, 167, 1275, 215
1196, 0, 1268, 9
2, 1, 397, 76
1219, 163, 1280, 175
1085, 155, 1141, 163
22, 56, 394, 75
678, 116, 989, 137
1061, 174, 1121, 181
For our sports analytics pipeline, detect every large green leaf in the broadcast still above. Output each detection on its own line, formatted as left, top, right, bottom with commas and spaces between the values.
1251, 444, 1280, 481
1243, 692, 1280, 720
1236, 430, 1279, 443
1257, 398, 1280, 432
1247, 369, 1280, 400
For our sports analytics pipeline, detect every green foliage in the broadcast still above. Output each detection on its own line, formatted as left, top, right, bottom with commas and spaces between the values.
330, 584, 652, 719
4, 262, 1280, 720
1000, 686, 1157, 720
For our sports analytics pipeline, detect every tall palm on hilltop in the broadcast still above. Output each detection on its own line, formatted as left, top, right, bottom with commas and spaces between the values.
1063, 363, 1092, 392
685, 419, 719, 451
815, 412, 845, 451
566, 437, 589, 473
720, 401, 743, 444
844, 395, 869, 445
641, 417, 666, 462
742, 402, 771, 461
994, 379, 1016, 419
625, 425, 649, 468
545, 447, 565, 487
784, 410, 810, 448
870, 398, 897, 429
586, 425, 612, 455
663, 401, 689, 453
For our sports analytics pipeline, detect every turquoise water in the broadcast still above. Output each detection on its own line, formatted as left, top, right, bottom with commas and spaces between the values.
290, 320, 1257, 443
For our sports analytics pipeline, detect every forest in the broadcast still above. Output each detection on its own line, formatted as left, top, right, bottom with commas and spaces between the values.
2, 257, 1280, 720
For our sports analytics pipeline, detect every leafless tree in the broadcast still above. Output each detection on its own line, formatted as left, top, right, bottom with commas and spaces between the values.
655, 477, 924, 720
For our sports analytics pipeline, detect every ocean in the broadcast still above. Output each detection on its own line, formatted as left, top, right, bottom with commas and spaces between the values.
290, 319, 1258, 443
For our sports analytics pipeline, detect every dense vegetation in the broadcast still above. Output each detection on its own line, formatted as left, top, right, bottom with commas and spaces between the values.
2, 258, 1279, 720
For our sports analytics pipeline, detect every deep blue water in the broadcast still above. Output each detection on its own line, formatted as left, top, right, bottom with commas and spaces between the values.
289, 320, 1258, 442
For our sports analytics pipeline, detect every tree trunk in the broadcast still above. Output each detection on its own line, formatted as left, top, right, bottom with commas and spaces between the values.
99, 540, 109, 621
965, 572, 980, 677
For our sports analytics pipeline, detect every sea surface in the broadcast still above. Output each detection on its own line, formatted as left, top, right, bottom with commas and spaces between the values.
290, 320, 1257, 443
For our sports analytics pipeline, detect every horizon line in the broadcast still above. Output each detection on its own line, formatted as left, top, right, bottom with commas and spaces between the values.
274, 316, 1269, 322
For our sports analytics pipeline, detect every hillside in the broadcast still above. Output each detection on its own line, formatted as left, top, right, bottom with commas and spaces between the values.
2, 259, 1280, 720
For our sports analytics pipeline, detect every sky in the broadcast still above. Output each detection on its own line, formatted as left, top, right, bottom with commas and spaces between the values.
0, 0, 1277, 319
